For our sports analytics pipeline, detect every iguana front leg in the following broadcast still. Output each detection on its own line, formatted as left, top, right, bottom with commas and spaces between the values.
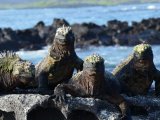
154, 69, 160, 96
53, 83, 87, 104
38, 71, 49, 90
54, 84, 86, 97
118, 100, 131, 120
74, 55, 83, 72
36, 55, 57, 91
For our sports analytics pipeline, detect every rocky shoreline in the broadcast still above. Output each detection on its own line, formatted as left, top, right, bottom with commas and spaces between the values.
0, 92, 160, 120
0, 17, 160, 51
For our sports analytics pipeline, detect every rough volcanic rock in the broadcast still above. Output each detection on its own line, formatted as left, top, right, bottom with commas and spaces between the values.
0, 94, 51, 120
52, 18, 70, 29
71, 22, 107, 47
45, 18, 70, 45
0, 28, 20, 51
1, 18, 160, 51
0, 93, 160, 120
106, 20, 129, 35
15, 29, 45, 50
34, 21, 49, 40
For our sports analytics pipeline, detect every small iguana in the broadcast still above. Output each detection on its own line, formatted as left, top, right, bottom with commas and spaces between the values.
0, 51, 35, 91
54, 54, 131, 120
112, 43, 160, 96
36, 26, 83, 90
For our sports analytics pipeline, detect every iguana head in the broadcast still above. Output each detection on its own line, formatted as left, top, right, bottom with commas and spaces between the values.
54, 25, 75, 45
133, 43, 153, 70
12, 59, 35, 87
83, 54, 105, 73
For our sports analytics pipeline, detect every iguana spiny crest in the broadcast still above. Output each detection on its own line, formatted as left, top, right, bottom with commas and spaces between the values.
55, 25, 72, 38
133, 43, 151, 54
83, 54, 104, 71
54, 25, 74, 44
133, 43, 153, 60
84, 54, 104, 63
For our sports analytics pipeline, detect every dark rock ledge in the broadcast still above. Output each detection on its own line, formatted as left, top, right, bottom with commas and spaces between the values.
0, 94, 160, 120
1, 18, 160, 51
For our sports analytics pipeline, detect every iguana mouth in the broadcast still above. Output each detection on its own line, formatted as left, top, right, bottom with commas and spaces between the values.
56, 35, 74, 45
84, 62, 104, 70
19, 72, 34, 81
57, 38, 67, 44
84, 67, 104, 74
134, 65, 150, 72
133, 59, 151, 71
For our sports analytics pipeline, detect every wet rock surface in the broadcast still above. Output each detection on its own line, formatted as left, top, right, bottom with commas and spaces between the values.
0, 94, 50, 120
0, 93, 160, 120
1, 18, 160, 51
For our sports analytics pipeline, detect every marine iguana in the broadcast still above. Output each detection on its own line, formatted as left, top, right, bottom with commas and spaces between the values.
112, 43, 160, 96
36, 26, 83, 90
54, 54, 131, 119
0, 51, 35, 92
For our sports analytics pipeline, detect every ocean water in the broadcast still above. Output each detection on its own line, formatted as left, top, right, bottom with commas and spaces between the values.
0, 3, 160, 71
16, 45, 160, 72
0, 3, 160, 29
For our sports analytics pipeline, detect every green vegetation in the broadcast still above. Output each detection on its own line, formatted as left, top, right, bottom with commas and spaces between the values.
0, 0, 159, 9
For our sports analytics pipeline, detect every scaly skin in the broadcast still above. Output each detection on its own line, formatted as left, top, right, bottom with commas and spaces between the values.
112, 43, 160, 96
36, 26, 83, 90
54, 54, 131, 120
0, 51, 35, 91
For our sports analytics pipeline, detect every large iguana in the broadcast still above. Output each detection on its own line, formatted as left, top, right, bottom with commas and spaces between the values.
0, 51, 35, 92
36, 26, 83, 90
54, 54, 131, 120
112, 43, 160, 96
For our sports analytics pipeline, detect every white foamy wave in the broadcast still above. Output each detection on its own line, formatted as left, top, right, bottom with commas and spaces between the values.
15, 45, 160, 72
131, 6, 137, 10
16, 46, 49, 64
120, 6, 137, 11
147, 5, 156, 10
121, 7, 128, 11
